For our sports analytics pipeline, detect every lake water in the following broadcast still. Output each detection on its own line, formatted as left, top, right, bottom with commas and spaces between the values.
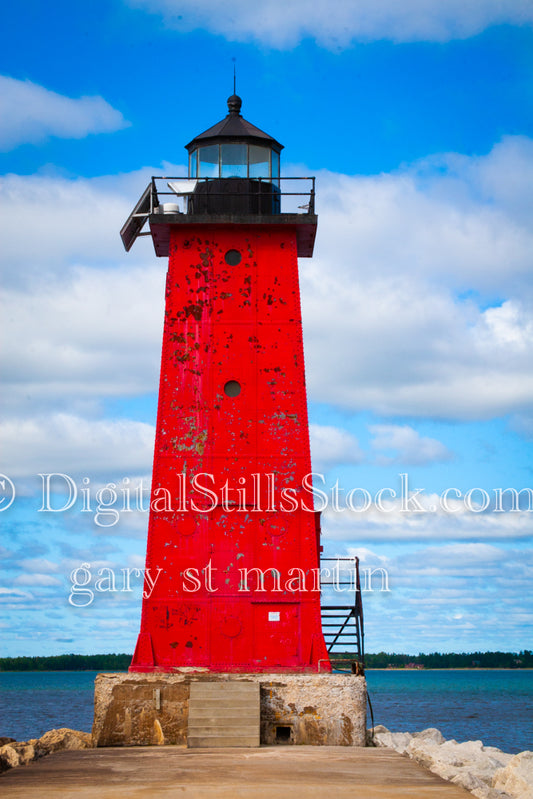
366, 669, 533, 754
0, 669, 531, 753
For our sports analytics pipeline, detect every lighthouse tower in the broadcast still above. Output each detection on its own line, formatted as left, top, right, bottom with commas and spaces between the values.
121, 95, 330, 674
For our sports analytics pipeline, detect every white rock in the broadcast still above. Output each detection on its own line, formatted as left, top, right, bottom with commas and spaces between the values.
413, 727, 446, 744
368, 725, 531, 799
451, 770, 513, 799
375, 727, 525, 799
493, 751, 533, 799
484, 746, 513, 766
406, 737, 441, 769
374, 730, 413, 754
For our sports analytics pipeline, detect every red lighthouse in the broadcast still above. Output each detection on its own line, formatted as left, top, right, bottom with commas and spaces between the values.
121, 95, 330, 673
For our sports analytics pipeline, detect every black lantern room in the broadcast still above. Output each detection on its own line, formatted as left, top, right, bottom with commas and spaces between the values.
185, 95, 283, 214
186, 94, 283, 181
120, 94, 317, 256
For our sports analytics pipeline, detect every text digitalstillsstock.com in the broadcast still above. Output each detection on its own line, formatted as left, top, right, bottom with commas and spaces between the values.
1, 473, 532, 527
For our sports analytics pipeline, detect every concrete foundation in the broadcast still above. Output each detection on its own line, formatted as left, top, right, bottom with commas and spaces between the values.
92, 672, 366, 747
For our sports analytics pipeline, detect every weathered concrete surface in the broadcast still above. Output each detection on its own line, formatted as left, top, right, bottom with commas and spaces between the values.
0, 745, 475, 798
92, 672, 366, 747
259, 674, 366, 746
93, 672, 189, 746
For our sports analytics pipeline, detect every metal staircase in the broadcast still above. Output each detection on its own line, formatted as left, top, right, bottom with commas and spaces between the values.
320, 557, 365, 671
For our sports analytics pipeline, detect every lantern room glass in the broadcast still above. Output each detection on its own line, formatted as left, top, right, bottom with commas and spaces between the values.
220, 143, 247, 177
249, 145, 270, 178
198, 145, 219, 177
192, 144, 279, 179
271, 149, 280, 180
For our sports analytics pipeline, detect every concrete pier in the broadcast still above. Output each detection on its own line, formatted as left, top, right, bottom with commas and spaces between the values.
0, 745, 474, 798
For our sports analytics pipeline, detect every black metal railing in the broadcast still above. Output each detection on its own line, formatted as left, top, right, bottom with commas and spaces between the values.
320, 557, 365, 672
121, 175, 317, 259
148, 176, 316, 216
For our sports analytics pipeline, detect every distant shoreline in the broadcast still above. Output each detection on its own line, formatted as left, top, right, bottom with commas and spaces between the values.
4, 667, 531, 672
0, 666, 533, 674
1, 666, 532, 673
366, 667, 533, 671
1, 651, 532, 672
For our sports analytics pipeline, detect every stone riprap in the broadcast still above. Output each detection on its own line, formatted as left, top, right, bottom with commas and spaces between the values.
0, 728, 92, 774
371, 725, 533, 799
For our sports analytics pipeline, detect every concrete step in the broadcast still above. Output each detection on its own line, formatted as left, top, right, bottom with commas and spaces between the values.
187, 681, 260, 749
190, 683, 259, 698
188, 710, 259, 722
189, 681, 258, 691
188, 724, 259, 736
187, 734, 260, 748
188, 698, 259, 710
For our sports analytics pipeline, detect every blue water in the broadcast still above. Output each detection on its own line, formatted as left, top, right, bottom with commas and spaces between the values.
0, 669, 531, 753
0, 671, 105, 742
366, 669, 533, 754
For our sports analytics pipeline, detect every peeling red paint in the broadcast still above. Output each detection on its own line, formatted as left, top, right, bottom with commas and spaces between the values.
130, 224, 330, 674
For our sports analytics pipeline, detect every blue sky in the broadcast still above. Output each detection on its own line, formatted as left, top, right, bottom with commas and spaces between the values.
1, 0, 532, 658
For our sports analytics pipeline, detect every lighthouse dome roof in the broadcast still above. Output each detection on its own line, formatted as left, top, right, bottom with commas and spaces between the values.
185, 95, 283, 153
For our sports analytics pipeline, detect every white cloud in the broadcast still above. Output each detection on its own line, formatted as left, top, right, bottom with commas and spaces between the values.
370, 424, 453, 465
331, 540, 533, 652
313, 137, 533, 297
0, 263, 165, 417
0, 414, 155, 479
302, 136, 533, 421
345, 546, 390, 566
0, 172, 153, 283
303, 282, 533, 421
396, 541, 505, 576
127, 0, 533, 47
0, 587, 34, 601
17, 558, 59, 573
127, 553, 147, 569
321, 493, 533, 541
14, 574, 62, 587
0, 166, 186, 288
0, 76, 129, 151
425, 136, 533, 230
1, 137, 533, 486
310, 423, 364, 471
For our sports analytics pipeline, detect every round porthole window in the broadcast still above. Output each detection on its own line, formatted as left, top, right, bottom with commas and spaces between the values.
224, 249, 241, 265
224, 380, 241, 397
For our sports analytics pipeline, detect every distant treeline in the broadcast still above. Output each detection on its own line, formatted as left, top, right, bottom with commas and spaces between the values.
0, 653, 131, 671
332, 650, 533, 669
1, 651, 532, 671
